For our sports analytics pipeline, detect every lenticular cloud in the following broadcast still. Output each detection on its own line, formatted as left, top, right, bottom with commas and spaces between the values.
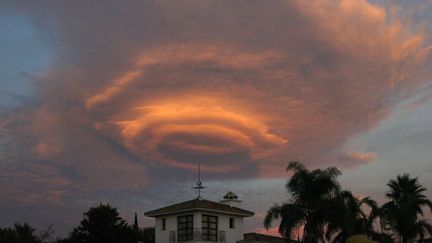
2, 0, 432, 235
84, 45, 287, 173
114, 101, 287, 172
1, 0, 432, 194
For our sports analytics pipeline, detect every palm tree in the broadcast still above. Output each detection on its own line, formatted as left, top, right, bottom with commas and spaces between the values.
326, 191, 393, 242
382, 174, 432, 243
264, 161, 342, 242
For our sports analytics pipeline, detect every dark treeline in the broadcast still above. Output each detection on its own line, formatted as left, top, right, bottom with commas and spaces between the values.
0, 204, 154, 243
0, 223, 53, 243
264, 161, 432, 243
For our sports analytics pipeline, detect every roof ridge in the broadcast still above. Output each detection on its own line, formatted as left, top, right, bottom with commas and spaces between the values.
145, 197, 254, 217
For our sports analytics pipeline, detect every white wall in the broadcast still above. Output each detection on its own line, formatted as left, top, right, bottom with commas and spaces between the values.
218, 214, 244, 243
154, 212, 245, 243
155, 212, 201, 243
154, 214, 177, 243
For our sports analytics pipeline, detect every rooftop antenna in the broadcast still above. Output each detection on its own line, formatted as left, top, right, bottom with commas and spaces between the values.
191, 164, 205, 199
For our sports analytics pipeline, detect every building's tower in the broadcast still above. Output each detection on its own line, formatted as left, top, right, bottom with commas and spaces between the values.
220, 191, 242, 207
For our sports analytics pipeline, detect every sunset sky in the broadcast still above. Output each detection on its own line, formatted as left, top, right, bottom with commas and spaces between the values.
1, 0, 432, 237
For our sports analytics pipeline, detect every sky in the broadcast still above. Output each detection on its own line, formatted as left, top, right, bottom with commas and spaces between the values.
1, 0, 432, 238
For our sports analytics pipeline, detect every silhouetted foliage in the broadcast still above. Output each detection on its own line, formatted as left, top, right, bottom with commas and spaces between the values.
0, 227, 17, 243
133, 213, 139, 233
138, 227, 155, 243
264, 161, 342, 242
0, 223, 53, 243
130, 212, 154, 243
58, 203, 155, 243
382, 174, 432, 243
326, 191, 392, 242
264, 161, 394, 243
67, 203, 134, 243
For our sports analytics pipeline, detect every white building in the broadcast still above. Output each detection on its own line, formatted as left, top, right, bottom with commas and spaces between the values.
145, 192, 254, 243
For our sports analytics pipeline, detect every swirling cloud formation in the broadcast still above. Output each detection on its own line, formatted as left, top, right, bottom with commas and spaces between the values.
1, 0, 432, 205
115, 100, 287, 172
84, 45, 287, 172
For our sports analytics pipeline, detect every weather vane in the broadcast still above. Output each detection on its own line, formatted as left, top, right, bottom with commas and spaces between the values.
191, 164, 205, 199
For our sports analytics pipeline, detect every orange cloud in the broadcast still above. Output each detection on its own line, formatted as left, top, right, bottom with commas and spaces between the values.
3, 0, 432, 236
113, 98, 287, 172
85, 45, 280, 109
77, 0, 431, 176
346, 151, 378, 162
2, 0, 432, 205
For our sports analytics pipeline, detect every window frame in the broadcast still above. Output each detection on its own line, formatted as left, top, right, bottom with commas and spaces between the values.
177, 215, 194, 241
201, 214, 218, 241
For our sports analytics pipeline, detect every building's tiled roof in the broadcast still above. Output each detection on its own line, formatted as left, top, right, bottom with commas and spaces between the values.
144, 198, 254, 217
236, 233, 297, 243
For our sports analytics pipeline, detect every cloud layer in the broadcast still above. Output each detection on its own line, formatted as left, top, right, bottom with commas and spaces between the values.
1, 1, 432, 233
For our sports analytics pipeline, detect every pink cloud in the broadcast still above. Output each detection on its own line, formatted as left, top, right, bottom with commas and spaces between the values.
1, 0, 432, 205
255, 226, 281, 237
346, 151, 378, 162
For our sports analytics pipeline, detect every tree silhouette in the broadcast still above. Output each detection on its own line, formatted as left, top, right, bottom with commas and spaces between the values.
326, 191, 392, 242
0, 226, 18, 243
132, 212, 140, 242
264, 161, 342, 242
69, 203, 134, 243
133, 213, 139, 233
139, 227, 155, 243
382, 174, 432, 243
15, 223, 40, 243
0, 223, 52, 243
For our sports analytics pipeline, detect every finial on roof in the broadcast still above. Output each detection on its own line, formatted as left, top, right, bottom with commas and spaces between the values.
191, 164, 205, 199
